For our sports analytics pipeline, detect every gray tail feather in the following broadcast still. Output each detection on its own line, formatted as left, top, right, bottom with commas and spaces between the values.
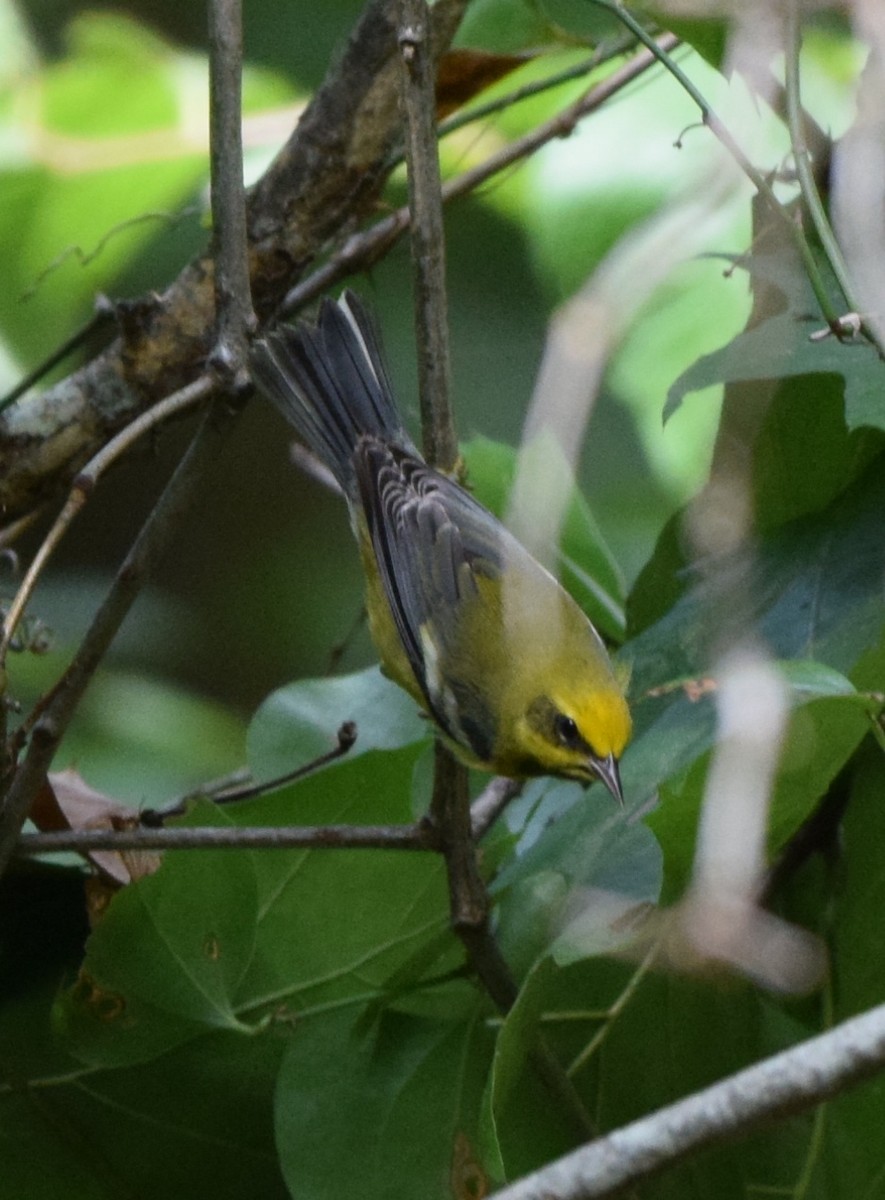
251, 291, 414, 491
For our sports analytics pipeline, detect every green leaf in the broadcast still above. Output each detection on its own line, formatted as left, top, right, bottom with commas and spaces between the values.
58, 801, 258, 1066
492, 782, 662, 973
455, 0, 554, 53
0, 1027, 289, 1199
621, 456, 885, 897
488, 955, 815, 1191
247, 665, 430, 781
275, 1007, 496, 1200
627, 454, 885, 696
231, 745, 454, 1017
666, 255, 885, 434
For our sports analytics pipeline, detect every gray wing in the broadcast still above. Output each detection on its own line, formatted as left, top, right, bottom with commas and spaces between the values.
354, 439, 506, 735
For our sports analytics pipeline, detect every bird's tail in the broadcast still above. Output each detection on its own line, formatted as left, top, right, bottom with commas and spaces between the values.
251, 291, 413, 492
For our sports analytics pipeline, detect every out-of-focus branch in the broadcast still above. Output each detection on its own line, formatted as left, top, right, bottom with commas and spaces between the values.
0, 0, 469, 523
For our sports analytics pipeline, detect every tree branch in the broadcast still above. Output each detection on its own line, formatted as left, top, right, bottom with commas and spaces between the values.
491, 1001, 885, 1200
0, 0, 470, 523
0, 401, 232, 876
208, 0, 256, 374
16, 820, 438, 855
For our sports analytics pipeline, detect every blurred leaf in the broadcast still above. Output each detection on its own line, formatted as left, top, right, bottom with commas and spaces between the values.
276, 1007, 496, 1200
455, 0, 554, 53
648, 693, 871, 901
655, 15, 728, 66
666, 255, 885, 434
539, 0, 623, 42
491, 784, 661, 974
50, 668, 247, 805
777, 659, 858, 700
0, 10, 290, 368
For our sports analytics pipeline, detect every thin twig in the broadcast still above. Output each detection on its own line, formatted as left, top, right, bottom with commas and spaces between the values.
16, 820, 438, 855
0, 304, 116, 415
490, 1000, 885, 1200
397, 9, 598, 1142
145, 721, 358, 822
398, 0, 516, 1011
0, 376, 212, 665
783, 0, 880, 350
592, 0, 853, 338
434, 33, 637, 142
280, 34, 673, 319
208, 0, 256, 375
0, 402, 233, 878
398, 0, 457, 470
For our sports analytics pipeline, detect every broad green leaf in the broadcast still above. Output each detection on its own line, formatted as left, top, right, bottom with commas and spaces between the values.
483, 957, 583, 1180
749, 374, 883, 533
648, 694, 871, 901
233, 741, 454, 1017
455, 0, 554, 52
247, 665, 430, 780
0, 1027, 288, 1200
791, 749, 885, 1198
58, 801, 258, 1066
627, 454, 885, 696
276, 1007, 496, 1200
833, 748, 885, 1020
778, 659, 858, 699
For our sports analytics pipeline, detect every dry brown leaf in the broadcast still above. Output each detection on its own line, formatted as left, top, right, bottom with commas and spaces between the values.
435, 49, 536, 119
33, 768, 162, 888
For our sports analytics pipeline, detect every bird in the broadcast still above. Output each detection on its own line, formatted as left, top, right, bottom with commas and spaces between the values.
250, 292, 631, 802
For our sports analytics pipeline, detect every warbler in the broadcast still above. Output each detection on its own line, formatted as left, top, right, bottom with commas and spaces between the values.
251, 292, 631, 801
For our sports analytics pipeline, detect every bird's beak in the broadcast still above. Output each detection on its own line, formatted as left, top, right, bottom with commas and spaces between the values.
590, 752, 624, 806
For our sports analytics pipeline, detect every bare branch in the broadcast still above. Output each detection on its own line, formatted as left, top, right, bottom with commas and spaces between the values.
0, 402, 232, 876
0, 0, 470, 522
208, 0, 256, 374
0, 376, 211, 664
397, 0, 457, 471
16, 820, 437, 855
280, 35, 676, 317
491, 1002, 885, 1200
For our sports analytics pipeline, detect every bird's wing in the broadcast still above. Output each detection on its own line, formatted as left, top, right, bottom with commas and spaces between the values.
354, 440, 505, 725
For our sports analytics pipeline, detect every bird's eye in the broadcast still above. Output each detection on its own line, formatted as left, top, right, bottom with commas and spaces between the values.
554, 713, 580, 747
